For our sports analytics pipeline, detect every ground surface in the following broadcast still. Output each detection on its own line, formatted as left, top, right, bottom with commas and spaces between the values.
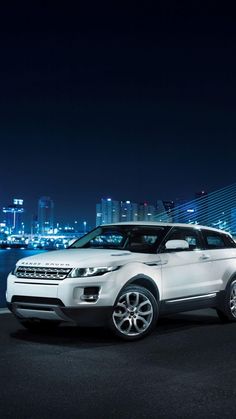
0, 309, 236, 419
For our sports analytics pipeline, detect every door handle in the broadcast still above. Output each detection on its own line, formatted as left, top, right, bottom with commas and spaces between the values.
199, 254, 211, 261
145, 260, 168, 266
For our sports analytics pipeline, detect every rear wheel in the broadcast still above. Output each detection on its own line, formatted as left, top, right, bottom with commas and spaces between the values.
110, 285, 158, 341
19, 319, 61, 332
216, 279, 236, 322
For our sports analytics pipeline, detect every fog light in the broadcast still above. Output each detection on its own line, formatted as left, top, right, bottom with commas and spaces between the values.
80, 287, 100, 302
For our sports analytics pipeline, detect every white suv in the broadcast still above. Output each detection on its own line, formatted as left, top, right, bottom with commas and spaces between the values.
6, 222, 236, 340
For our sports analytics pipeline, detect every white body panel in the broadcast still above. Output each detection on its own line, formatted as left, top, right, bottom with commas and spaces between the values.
160, 250, 217, 299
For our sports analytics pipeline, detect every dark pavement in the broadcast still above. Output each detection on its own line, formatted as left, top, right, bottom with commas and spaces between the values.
0, 309, 236, 419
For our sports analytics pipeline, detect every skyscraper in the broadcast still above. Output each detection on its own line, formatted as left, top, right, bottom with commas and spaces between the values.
38, 196, 54, 234
96, 199, 163, 225
96, 198, 120, 226
138, 202, 156, 222
120, 201, 138, 222
2, 198, 25, 234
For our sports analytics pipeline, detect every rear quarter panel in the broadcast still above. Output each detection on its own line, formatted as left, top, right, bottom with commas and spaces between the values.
210, 249, 236, 290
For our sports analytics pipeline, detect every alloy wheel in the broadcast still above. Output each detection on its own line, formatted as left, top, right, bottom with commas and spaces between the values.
112, 290, 154, 337
230, 282, 236, 318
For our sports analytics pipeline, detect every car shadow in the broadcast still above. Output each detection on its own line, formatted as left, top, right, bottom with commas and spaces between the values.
157, 309, 220, 335
10, 324, 122, 349
10, 309, 222, 348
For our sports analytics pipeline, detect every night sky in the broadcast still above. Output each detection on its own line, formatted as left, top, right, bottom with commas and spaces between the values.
1, 2, 236, 227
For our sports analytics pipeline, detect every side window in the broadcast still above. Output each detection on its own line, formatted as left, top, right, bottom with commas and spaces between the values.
128, 232, 161, 253
206, 235, 225, 248
202, 230, 236, 249
162, 227, 202, 251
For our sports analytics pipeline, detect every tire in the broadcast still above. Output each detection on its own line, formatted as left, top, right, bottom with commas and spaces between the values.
216, 279, 236, 322
110, 285, 159, 341
19, 319, 61, 332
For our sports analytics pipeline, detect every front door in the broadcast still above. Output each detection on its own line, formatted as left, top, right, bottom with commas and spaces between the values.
159, 227, 214, 300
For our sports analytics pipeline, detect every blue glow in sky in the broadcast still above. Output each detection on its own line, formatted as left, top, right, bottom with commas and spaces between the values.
1, 3, 236, 225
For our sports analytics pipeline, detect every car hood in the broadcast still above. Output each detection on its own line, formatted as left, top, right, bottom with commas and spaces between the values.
16, 248, 142, 268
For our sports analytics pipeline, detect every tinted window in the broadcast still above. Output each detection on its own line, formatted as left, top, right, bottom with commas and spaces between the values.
202, 230, 236, 249
128, 231, 162, 253
206, 235, 225, 248
162, 227, 202, 251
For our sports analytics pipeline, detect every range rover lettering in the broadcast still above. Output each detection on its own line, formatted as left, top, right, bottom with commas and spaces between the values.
6, 222, 236, 341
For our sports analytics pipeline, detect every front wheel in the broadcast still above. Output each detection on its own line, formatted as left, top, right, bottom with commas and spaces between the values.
110, 285, 158, 341
216, 279, 236, 322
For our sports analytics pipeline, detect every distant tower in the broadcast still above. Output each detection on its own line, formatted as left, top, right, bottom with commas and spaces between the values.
96, 198, 120, 226
138, 202, 156, 221
2, 198, 24, 234
31, 215, 39, 235
120, 201, 138, 222
38, 196, 54, 234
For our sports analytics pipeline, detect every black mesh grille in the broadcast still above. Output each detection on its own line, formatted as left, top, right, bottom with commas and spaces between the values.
12, 296, 64, 306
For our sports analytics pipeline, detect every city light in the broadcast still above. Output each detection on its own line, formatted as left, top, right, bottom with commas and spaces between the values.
2, 183, 236, 250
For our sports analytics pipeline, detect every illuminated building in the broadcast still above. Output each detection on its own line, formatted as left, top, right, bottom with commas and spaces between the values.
96, 199, 155, 225
120, 201, 138, 222
96, 198, 120, 226
96, 185, 236, 234
2, 198, 25, 234
38, 196, 54, 234
97, 199, 169, 224
138, 202, 156, 221
31, 215, 39, 235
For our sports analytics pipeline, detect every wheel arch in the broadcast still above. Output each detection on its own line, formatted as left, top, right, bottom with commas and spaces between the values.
217, 272, 236, 312
117, 274, 160, 303
224, 272, 236, 290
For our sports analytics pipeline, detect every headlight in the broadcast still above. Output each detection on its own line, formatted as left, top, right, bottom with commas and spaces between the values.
69, 266, 119, 278
12, 265, 18, 275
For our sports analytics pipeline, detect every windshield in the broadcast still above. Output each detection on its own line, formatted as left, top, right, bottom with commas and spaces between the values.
69, 225, 168, 254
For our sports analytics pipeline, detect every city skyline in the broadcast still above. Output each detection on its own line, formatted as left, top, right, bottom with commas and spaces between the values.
95, 184, 236, 235
1, 182, 236, 234
2, 182, 236, 242
1, 190, 203, 232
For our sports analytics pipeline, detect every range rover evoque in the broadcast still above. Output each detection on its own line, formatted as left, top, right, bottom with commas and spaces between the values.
6, 222, 236, 340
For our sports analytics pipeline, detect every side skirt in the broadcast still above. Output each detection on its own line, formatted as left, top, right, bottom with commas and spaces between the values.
159, 291, 225, 315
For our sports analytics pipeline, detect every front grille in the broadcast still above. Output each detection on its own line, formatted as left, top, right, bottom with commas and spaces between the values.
15, 266, 72, 280
12, 296, 64, 306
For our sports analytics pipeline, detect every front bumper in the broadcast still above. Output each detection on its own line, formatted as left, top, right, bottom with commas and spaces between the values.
6, 270, 119, 326
7, 270, 118, 305
7, 299, 113, 327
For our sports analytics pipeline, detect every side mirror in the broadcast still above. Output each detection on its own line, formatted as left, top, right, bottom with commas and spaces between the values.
165, 239, 189, 250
